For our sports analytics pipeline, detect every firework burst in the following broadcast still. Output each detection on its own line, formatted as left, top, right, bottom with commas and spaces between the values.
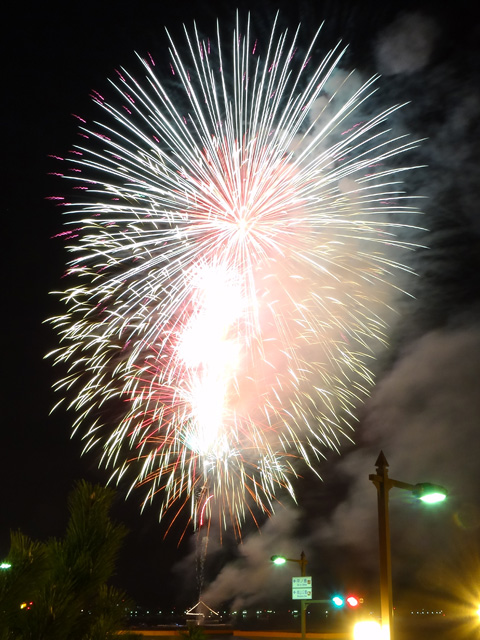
49, 14, 421, 536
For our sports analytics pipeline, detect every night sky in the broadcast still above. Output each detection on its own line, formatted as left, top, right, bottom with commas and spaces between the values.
3, 0, 480, 617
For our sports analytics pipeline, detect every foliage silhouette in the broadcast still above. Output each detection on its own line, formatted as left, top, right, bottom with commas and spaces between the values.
0, 480, 140, 639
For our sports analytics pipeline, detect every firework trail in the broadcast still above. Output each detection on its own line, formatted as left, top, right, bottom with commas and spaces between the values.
49, 14, 421, 536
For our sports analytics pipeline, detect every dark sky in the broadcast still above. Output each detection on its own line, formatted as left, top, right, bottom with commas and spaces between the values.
3, 0, 480, 617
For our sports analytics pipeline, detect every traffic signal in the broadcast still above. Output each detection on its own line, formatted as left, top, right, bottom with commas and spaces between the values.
331, 594, 363, 608
346, 595, 360, 608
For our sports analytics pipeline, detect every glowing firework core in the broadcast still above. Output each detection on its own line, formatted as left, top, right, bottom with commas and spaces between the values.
177, 265, 243, 457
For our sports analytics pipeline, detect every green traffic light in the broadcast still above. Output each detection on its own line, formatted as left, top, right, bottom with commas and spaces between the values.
0, 563, 12, 570
271, 555, 287, 565
332, 596, 344, 607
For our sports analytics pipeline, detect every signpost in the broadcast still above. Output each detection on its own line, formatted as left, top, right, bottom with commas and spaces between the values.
292, 576, 313, 600
271, 553, 309, 640
292, 576, 312, 640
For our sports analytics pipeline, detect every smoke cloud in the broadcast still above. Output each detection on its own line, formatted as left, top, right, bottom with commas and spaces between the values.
196, 325, 480, 608
374, 12, 440, 76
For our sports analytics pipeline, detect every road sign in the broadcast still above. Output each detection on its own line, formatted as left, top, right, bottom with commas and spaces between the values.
292, 576, 312, 600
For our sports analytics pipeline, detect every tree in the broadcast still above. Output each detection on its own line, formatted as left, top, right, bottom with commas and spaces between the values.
0, 481, 139, 640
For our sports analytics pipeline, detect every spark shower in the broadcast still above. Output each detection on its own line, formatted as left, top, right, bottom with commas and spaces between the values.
49, 15, 421, 537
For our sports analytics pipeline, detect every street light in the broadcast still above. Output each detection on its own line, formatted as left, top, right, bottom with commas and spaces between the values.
353, 620, 382, 640
413, 483, 448, 504
270, 553, 307, 574
270, 552, 307, 640
369, 451, 447, 640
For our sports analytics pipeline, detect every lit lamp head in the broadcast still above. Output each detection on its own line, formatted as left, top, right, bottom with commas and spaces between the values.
413, 483, 448, 504
271, 555, 287, 565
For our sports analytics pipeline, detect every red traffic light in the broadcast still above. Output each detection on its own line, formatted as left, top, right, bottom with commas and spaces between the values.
346, 595, 361, 607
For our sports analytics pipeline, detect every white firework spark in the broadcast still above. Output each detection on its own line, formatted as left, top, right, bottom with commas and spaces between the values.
48, 14, 422, 537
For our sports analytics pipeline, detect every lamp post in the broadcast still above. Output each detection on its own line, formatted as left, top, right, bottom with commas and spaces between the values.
271, 552, 307, 640
369, 451, 447, 640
